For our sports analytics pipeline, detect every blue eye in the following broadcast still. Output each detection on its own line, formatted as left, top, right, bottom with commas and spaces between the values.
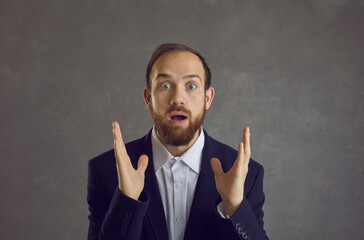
187, 83, 197, 90
161, 83, 170, 89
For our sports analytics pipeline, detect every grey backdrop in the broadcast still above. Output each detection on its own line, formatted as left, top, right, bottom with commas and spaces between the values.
1, 0, 363, 239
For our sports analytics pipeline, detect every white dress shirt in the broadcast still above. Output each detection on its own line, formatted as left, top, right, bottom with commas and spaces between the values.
152, 127, 205, 240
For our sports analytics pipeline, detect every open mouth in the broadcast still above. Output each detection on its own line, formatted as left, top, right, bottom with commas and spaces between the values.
168, 110, 189, 125
171, 115, 187, 121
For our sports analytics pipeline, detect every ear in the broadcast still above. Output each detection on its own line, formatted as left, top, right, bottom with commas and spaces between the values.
205, 87, 215, 110
143, 88, 152, 109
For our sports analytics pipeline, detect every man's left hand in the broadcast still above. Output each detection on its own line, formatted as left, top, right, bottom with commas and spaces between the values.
210, 127, 251, 217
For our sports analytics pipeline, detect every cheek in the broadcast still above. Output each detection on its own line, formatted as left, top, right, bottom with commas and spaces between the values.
191, 96, 206, 113
151, 95, 168, 111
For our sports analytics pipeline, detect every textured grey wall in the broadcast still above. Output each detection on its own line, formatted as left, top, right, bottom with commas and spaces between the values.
1, 0, 363, 239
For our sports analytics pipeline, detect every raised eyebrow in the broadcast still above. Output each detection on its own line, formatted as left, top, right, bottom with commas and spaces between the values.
183, 74, 202, 83
155, 73, 171, 79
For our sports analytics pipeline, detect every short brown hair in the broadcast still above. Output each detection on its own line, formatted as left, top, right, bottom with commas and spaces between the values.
146, 43, 212, 90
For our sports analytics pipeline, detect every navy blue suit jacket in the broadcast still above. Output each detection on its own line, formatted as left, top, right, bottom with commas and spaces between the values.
87, 130, 268, 240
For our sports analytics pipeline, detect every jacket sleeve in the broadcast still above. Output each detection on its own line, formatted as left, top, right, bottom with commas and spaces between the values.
87, 160, 149, 240
217, 165, 269, 240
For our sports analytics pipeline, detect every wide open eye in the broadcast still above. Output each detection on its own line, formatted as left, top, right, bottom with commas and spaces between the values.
161, 83, 171, 89
187, 83, 197, 90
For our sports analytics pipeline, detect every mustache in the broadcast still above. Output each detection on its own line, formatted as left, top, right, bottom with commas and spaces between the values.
166, 106, 191, 116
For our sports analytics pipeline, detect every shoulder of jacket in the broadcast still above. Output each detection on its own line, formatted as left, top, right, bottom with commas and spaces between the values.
207, 134, 263, 171
89, 134, 145, 166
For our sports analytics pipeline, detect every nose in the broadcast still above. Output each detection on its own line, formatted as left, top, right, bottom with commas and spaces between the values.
170, 85, 186, 105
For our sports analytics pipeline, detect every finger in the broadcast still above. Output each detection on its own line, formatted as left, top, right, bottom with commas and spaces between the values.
113, 122, 125, 147
235, 142, 245, 168
113, 121, 128, 163
113, 122, 128, 154
243, 127, 251, 165
210, 158, 224, 177
236, 127, 251, 168
137, 154, 149, 174
113, 123, 122, 161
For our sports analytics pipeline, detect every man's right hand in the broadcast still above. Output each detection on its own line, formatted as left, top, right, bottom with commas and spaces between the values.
112, 121, 149, 201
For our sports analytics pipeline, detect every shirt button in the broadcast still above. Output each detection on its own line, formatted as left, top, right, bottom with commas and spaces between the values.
176, 216, 182, 222
175, 183, 181, 189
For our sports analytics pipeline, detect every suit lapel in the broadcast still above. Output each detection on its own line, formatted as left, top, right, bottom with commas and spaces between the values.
183, 131, 222, 240
133, 131, 169, 240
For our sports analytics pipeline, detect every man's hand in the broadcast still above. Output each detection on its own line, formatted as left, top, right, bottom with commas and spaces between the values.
112, 121, 149, 200
210, 127, 251, 217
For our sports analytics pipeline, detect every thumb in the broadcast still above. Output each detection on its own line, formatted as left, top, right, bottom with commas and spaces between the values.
137, 154, 149, 174
210, 158, 224, 177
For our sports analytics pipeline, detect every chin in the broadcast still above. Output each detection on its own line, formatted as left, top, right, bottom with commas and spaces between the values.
150, 104, 206, 146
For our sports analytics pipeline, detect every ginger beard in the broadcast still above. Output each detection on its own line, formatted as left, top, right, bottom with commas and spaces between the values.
149, 103, 206, 146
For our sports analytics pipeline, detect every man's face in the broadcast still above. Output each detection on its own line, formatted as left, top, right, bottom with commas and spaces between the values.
144, 50, 214, 146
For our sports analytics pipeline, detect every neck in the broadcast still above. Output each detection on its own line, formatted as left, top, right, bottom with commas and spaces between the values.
158, 128, 201, 157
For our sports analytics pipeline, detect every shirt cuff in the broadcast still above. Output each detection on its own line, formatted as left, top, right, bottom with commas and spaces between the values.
216, 201, 230, 219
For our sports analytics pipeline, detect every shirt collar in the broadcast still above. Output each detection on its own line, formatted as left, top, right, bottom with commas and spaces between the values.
151, 126, 205, 174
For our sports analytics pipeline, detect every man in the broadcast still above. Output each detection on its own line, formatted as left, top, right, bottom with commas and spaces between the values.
87, 43, 268, 240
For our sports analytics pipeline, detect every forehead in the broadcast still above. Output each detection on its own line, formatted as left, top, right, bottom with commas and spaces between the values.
151, 51, 205, 80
